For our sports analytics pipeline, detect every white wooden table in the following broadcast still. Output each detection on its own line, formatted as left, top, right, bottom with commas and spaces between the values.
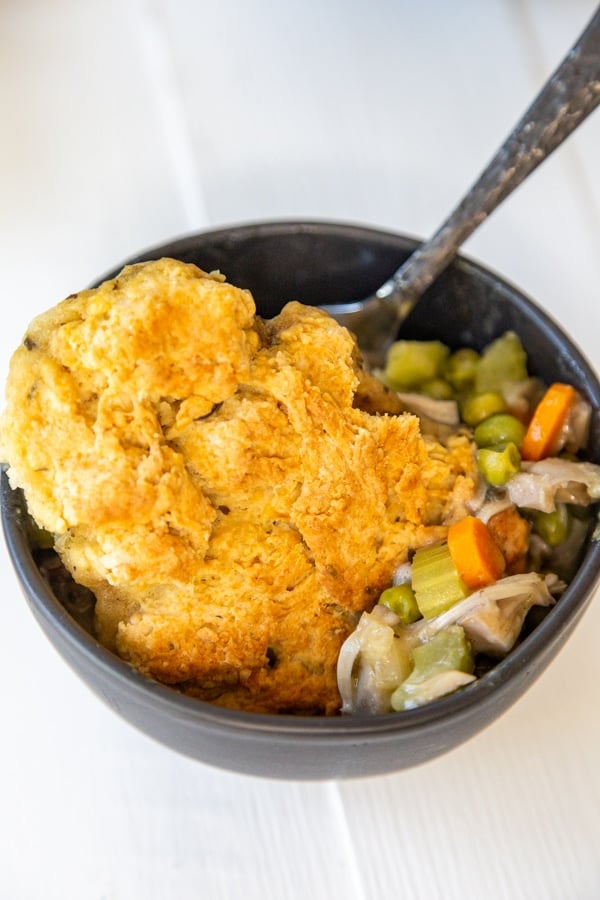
1, 2, 599, 898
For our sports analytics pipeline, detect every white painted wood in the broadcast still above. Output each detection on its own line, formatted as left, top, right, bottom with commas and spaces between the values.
1, 1, 598, 898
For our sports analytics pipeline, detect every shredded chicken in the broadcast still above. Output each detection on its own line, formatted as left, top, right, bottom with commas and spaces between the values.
410, 573, 555, 657
506, 458, 600, 513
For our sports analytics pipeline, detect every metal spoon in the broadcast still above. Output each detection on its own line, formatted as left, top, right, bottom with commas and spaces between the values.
320, 6, 600, 369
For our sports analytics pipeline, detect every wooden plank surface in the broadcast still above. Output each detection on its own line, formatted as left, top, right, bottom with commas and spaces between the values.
1, 1, 598, 898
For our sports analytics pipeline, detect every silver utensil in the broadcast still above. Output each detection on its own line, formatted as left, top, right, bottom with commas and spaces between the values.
320, 6, 600, 369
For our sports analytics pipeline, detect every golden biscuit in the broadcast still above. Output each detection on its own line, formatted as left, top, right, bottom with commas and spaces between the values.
0, 259, 479, 713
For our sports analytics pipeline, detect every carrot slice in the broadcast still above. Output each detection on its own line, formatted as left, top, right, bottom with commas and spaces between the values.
521, 382, 576, 461
447, 516, 505, 591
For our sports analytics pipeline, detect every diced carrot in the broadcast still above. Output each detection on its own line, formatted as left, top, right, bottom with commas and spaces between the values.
521, 382, 575, 461
447, 515, 506, 591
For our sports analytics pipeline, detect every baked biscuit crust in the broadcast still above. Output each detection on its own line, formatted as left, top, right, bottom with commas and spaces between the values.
1, 259, 478, 714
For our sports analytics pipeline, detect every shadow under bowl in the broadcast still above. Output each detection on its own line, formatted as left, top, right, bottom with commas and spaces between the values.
2, 220, 600, 780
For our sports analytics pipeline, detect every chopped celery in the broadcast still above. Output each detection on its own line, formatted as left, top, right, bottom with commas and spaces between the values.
391, 625, 474, 711
410, 626, 474, 674
475, 331, 528, 393
474, 413, 526, 450
477, 442, 521, 486
385, 340, 449, 391
461, 391, 507, 426
411, 542, 470, 619
378, 584, 421, 625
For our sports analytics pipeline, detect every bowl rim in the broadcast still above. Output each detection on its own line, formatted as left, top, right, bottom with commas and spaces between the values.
3, 218, 600, 739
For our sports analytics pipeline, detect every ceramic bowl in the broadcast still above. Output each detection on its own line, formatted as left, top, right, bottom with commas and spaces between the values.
2, 220, 599, 779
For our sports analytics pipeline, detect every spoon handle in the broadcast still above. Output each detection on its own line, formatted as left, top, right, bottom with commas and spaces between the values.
382, 6, 600, 316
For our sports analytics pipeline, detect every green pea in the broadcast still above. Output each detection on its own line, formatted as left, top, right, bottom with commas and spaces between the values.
477, 442, 521, 486
474, 413, 526, 450
533, 504, 570, 547
444, 348, 480, 391
379, 584, 421, 625
461, 391, 507, 426
420, 378, 455, 400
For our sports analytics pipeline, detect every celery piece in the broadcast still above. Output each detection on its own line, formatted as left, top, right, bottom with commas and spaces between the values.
477, 442, 521, 486
391, 625, 474, 711
474, 413, 526, 450
378, 584, 421, 625
475, 331, 528, 393
385, 340, 449, 391
445, 348, 480, 391
461, 391, 507, 426
411, 542, 470, 619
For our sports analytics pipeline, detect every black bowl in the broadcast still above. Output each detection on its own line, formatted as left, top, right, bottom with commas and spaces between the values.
2, 220, 599, 779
